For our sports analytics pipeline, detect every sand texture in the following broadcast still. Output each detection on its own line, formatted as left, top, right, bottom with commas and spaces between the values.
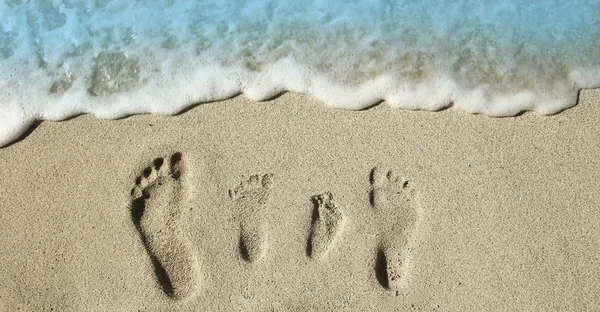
0, 91, 599, 311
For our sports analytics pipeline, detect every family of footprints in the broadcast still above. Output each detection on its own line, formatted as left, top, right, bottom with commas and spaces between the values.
130, 153, 422, 300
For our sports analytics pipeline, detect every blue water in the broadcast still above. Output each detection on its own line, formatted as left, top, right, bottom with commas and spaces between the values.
1, 1, 599, 146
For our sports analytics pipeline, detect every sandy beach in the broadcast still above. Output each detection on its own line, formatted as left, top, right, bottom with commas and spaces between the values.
0, 91, 599, 311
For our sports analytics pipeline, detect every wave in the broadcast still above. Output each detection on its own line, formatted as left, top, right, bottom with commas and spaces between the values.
1, 0, 599, 146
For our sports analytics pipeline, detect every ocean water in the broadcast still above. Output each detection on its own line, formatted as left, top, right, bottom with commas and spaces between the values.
1, 0, 599, 146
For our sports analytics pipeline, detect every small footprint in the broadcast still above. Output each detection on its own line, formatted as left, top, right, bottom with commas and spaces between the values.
370, 167, 421, 291
307, 192, 345, 259
130, 153, 201, 300
229, 174, 274, 262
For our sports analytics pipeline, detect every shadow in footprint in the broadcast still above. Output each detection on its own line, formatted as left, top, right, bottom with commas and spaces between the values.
238, 236, 253, 262
131, 197, 175, 297
375, 248, 390, 290
305, 198, 320, 258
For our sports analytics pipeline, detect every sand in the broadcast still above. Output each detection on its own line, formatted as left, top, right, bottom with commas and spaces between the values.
0, 91, 599, 311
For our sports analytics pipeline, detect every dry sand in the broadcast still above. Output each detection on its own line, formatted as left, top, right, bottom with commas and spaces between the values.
0, 91, 599, 311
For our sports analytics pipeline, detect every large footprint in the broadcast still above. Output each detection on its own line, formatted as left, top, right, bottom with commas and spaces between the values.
229, 174, 274, 262
130, 153, 201, 300
370, 167, 421, 292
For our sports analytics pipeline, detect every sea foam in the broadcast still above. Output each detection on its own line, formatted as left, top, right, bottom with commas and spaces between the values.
1, 1, 599, 146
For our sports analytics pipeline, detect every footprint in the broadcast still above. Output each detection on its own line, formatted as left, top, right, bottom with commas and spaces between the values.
130, 153, 201, 300
229, 174, 274, 262
370, 167, 421, 291
307, 192, 345, 259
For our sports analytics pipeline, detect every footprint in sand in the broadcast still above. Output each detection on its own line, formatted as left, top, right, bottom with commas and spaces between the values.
130, 153, 201, 300
229, 174, 274, 262
370, 167, 421, 292
307, 192, 345, 260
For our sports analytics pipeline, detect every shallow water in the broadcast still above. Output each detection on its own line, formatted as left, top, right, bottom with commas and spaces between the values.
1, 0, 599, 146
